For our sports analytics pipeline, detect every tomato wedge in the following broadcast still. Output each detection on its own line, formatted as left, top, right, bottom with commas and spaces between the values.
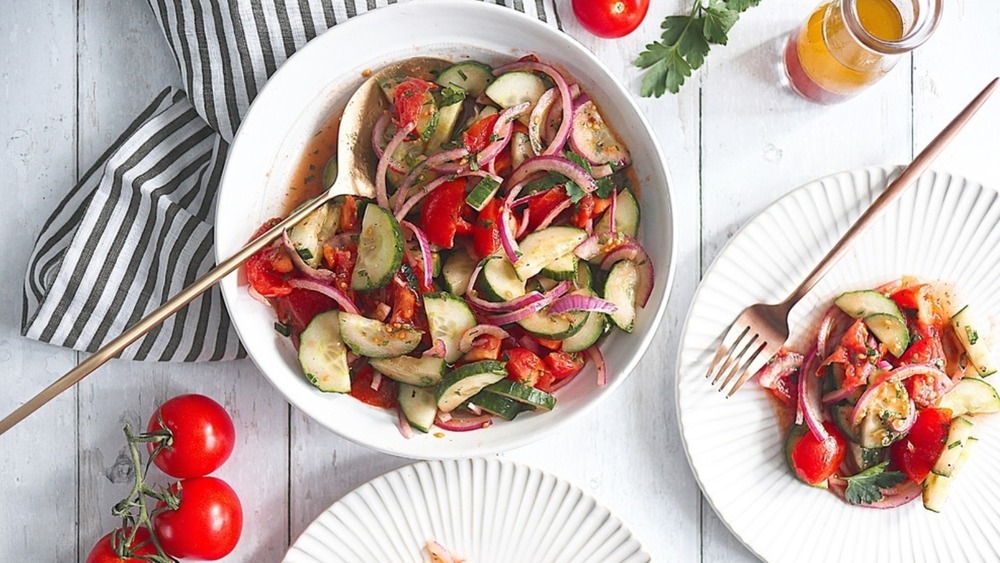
273, 288, 338, 335
526, 186, 569, 231
393, 78, 435, 129
890, 407, 952, 482
786, 422, 847, 486
420, 179, 472, 248
245, 219, 293, 298
462, 113, 500, 153
571, 194, 612, 228
544, 351, 585, 380
350, 364, 398, 409
505, 348, 551, 387
472, 199, 502, 259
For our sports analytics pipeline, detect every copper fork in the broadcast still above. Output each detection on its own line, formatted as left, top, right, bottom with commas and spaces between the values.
707, 78, 999, 397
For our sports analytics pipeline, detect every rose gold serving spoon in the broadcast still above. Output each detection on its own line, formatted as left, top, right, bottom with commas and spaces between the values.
0, 57, 449, 436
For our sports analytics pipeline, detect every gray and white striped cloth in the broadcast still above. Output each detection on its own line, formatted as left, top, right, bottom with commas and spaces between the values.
22, 0, 563, 362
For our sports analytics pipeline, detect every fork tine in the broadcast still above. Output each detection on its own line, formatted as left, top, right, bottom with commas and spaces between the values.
705, 323, 748, 381
720, 339, 767, 394
727, 346, 775, 398
714, 333, 759, 387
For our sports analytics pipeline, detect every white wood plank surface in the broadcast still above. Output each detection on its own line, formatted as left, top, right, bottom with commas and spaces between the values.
2, 1, 999, 561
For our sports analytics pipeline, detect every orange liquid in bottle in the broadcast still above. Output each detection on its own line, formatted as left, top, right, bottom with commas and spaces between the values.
784, 0, 904, 103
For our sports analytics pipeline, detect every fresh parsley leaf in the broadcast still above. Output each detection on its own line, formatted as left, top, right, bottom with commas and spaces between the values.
439, 84, 466, 107
595, 177, 616, 199
564, 180, 586, 204
843, 461, 906, 505
704, 1, 739, 45
523, 173, 565, 195
296, 247, 314, 262
727, 0, 762, 12
273, 322, 291, 337
564, 150, 593, 174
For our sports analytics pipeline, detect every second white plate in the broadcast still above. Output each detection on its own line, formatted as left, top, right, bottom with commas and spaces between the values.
677, 166, 1000, 562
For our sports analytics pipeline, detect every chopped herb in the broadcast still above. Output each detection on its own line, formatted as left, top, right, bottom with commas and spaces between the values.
304, 174, 316, 184
273, 322, 291, 337
966, 326, 980, 345
468, 155, 480, 172
564, 150, 593, 174
309, 164, 316, 171
948, 440, 962, 450
860, 447, 883, 468
439, 84, 466, 107
440, 139, 461, 151
843, 461, 906, 505
564, 180, 586, 204
296, 247, 314, 262
457, 68, 468, 81
523, 173, 566, 194
400, 263, 419, 289
595, 177, 616, 199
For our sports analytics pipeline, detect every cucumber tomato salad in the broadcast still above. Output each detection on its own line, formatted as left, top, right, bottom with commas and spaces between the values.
244, 56, 653, 436
755, 278, 1000, 511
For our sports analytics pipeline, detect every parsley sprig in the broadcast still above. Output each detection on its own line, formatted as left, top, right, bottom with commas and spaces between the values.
843, 461, 907, 505
636, 0, 761, 97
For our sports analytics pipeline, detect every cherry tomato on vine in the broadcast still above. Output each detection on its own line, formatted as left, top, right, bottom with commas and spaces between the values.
85, 527, 156, 563
153, 476, 243, 560
572, 0, 650, 39
146, 394, 236, 479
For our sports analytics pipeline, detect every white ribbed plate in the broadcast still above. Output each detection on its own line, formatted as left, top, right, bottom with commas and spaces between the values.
283, 458, 649, 563
677, 167, 1000, 562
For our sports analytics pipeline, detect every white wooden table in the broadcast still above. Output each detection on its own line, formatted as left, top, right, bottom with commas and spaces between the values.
3, 1, 998, 561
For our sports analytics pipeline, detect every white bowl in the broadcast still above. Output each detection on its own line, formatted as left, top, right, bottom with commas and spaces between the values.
215, 0, 676, 459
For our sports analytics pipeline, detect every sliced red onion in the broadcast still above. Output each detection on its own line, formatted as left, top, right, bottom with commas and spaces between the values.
401, 220, 433, 288
608, 189, 618, 233
569, 99, 631, 168
498, 205, 520, 264
822, 385, 860, 405
756, 352, 804, 390
549, 294, 617, 314
544, 83, 582, 144
510, 185, 550, 208
376, 121, 416, 208
436, 411, 452, 423
423, 339, 447, 358
464, 263, 545, 313
325, 232, 356, 249
493, 61, 574, 155
800, 350, 831, 444
371, 112, 407, 173
850, 364, 949, 424
287, 278, 360, 315
584, 217, 593, 236
535, 198, 573, 231
876, 360, 893, 371
518, 334, 545, 356
585, 346, 607, 387
795, 348, 816, 426
394, 147, 471, 213
505, 155, 597, 203
529, 87, 559, 154
515, 208, 530, 238
828, 476, 922, 509
395, 170, 497, 220
397, 407, 414, 440
247, 284, 269, 306
371, 371, 383, 391
283, 230, 337, 283
467, 403, 483, 416
816, 306, 844, 358
484, 281, 571, 325
374, 302, 391, 322
459, 324, 511, 353
434, 412, 493, 432
599, 243, 642, 271
433, 103, 528, 174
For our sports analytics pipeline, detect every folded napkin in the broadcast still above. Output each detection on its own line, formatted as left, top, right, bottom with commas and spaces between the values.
22, 0, 562, 361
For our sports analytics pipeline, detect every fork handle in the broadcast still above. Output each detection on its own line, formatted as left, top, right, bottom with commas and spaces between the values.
785, 78, 999, 307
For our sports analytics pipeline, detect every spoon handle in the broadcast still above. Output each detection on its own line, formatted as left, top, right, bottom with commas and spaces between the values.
0, 186, 340, 436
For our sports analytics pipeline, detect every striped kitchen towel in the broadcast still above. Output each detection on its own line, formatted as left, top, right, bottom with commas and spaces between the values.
21, 0, 563, 361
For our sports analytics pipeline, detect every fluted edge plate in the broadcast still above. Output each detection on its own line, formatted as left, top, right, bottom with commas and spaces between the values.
677, 166, 1000, 562
283, 457, 651, 563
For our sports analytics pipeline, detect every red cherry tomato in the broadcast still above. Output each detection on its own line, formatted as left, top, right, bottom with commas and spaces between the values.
419, 178, 472, 249
245, 219, 294, 298
786, 422, 847, 486
572, 0, 650, 39
890, 407, 952, 483
147, 394, 236, 479
544, 351, 585, 380
154, 476, 243, 561
350, 364, 399, 409
85, 528, 156, 563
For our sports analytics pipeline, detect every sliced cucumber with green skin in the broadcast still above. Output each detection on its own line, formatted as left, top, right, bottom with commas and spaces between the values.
575, 261, 593, 289
287, 203, 340, 267
436, 360, 508, 413
933, 416, 974, 477
298, 311, 350, 393
923, 437, 978, 512
864, 313, 910, 358
425, 98, 463, 154
937, 377, 1000, 416
539, 253, 578, 281
370, 356, 446, 387
517, 291, 589, 338
468, 390, 523, 421
436, 61, 494, 97
834, 290, 906, 320
398, 384, 437, 432
441, 250, 477, 296
351, 204, 404, 291
465, 176, 501, 211
338, 312, 423, 359
379, 76, 405, 103
604, 260, 638, 332
486, 379, 557, 411
846, 443, 887, 472
511, 130, 534, 170
514, 226, 588, 281
386, 135, 427, 175
478, 256, 526, 302
830, 404, 861, 443
485, 71, 547, 125
857, 379, 912, 448
562, 289, 607, 353
595, 188, 639, 239
423, 292, 477, 363
784, 424, 827, 488
430, 251, 442, 278
952, 306, 997, 377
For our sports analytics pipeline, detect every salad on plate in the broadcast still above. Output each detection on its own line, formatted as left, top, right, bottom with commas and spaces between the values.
243, 55, 653, 436
756, 277, 1000, 511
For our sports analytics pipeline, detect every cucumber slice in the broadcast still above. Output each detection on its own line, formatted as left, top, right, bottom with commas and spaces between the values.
379, 76, 405, 103
933, 416, 974, 477
539, 253, 578, 281
351, 204, 404, 291
426, 99, 463, 154
465, 176, 501, 211
511, 130, 534, 170
595, 188, 639, 239
435, 61, 494, 97
575, 261, 593, 289
430, 251, 442, 278
517, 304, 589, 338
423, 292, 478, 363
436, 360, 508, 413
370, 355, 446, 387
514, 226, 588, 281
298, 311, 350, 393
570, 99, 630, 167
287, 203, 340, 267
834, 290, 905, 320
478, 256, 526, 302
337, 312, 423, 359
830, 404, 861, 443
485, 71, 547, 125
486, 379, 557, 411
846, 443, 887, 472
923, 437, 978, 512
441, 250, 477, 296
468, 390, 523, 421
864, 313, 910, 358
937, 377, 1000, 416
857, 380, 912, 448
562, 289, 607, 353
604, 260, 638, 332
398, 384, 437, 432
952, 305, 996, 377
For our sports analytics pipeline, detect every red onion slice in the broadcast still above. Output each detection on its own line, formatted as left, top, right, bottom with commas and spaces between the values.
585, 346, 608, 386
464, 262, 544, 313
850, 364, 948, 424
394, 147, 471, 213
515, 208, 530, 239
800, 350, 831, 444
458, 324, 511, 353
434, 412, 494, 432
498, 205, 520, 264
828, 476, 922, 509
282, 230, 337, 283
549, 368, 582, 392
493, 60, 574, 155
506, 155, 598, 203
287, 278, 360, 315
401, 220, 433, 288
397, 407, 414, 440
822, 385, 861, 405
529, 87, 559, 154
608, 189, 618, 233
795, 348, 816, 426
591, 164, 614, 179
376, 121, 416, 208
549, 294, 617, 314
484, 281, 571, 325
371, 371, 383, 391
756, 352, 804, 390
518, 334, 545, 356
423, 339, 447, 358
370, 113, 407, 173
247, 285, 269, 306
